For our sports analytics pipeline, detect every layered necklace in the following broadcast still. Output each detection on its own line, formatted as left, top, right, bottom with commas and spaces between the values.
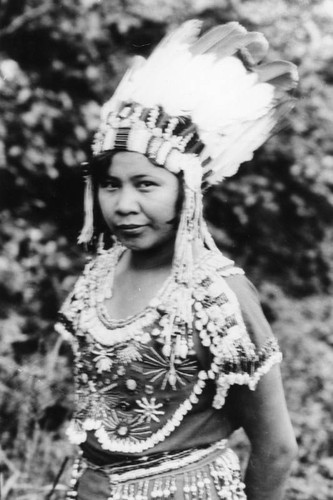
78, 243, 207, 363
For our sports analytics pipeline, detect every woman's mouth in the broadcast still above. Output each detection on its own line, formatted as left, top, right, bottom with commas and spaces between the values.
116, 224, 146, 235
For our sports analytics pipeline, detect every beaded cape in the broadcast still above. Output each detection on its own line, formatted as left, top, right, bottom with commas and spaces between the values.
56, 245, 281, 455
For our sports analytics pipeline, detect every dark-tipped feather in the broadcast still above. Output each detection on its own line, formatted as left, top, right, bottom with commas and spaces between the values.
256, 61, 298, 90
269, 98, 297, 135
190, 23, 269, 63
244, 32, 269, 63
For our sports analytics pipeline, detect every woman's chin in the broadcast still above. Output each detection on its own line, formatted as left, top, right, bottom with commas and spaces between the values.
119, 237, 176, 258
116, 231, 177, 254
121, 241, 160, 253
118, 238, 153, 253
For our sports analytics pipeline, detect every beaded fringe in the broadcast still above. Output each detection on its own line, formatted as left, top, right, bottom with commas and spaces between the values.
65, 447, 246, 500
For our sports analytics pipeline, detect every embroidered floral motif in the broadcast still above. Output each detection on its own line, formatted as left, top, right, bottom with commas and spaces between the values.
99, 382, 118, 395
143, 347, 198, 390
103, 411, 151, 442
92, 346, 115, 373
117, 341, 143, 364
135, 397, 165, 423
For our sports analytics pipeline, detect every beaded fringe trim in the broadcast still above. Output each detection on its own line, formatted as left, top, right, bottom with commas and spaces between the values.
65, 444, 246, 500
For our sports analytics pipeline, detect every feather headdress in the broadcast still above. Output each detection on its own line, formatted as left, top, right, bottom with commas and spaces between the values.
79, 20, 298, 252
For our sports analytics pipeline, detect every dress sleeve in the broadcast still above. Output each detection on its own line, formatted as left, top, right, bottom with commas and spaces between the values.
224, 274, 277, 351
206, 272, 282, 410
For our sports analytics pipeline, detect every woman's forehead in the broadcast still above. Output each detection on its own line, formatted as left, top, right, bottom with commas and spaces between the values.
107, 151, 175, 180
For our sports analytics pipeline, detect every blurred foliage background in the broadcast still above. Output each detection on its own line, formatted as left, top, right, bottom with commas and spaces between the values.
0, 0, 333, 498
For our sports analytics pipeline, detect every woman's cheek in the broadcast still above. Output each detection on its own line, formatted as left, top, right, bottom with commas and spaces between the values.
99, 194, 116, 228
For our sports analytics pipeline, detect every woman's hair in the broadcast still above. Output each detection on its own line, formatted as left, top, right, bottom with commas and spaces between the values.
90, 150, 117, 187
87, 150, 184, 250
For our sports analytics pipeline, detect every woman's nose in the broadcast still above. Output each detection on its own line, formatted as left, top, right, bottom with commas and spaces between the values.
115, 186, 140, 214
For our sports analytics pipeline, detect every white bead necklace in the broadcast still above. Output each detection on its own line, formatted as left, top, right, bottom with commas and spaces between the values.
79, 245, 203, 353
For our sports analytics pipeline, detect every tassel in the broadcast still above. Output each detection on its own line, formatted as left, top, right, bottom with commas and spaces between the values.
77, 172, 94, 245
172, 186, 207, 296
202, 219, 219, 253
173, 186, 194, 286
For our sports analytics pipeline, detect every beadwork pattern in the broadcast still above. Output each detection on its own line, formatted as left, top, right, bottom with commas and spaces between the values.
65, 444, 246, 500
56, 246, 281, 454
92, 102, 204, 178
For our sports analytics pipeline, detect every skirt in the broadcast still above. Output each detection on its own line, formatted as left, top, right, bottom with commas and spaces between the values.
66, 440, 246, 500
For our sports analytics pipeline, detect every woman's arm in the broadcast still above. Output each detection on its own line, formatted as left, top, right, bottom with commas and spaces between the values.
229, 364, 297, 500
224, 275, 297, 499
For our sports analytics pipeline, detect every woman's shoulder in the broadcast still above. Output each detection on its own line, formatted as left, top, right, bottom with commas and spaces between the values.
224, 273, 275, 350
199, 248, 258, 300
198, 248, 244, 276
199, 249, 274, 349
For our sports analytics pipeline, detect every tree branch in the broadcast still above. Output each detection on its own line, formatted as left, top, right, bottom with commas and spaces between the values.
0, 4, 51, 37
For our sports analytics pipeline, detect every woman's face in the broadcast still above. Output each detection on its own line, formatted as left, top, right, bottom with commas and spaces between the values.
98, 152, 180, 252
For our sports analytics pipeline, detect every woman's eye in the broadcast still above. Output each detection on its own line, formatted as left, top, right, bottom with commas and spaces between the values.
137, 180, 156, 189
100, 179, 119, 190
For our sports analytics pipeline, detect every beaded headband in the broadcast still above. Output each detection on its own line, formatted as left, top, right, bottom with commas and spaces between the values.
92, 103, 204, 170
92, 102, 205, 192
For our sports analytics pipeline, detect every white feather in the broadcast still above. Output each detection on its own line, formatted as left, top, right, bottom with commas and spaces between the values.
204, 113, 276, 183
98, 20, 297, 183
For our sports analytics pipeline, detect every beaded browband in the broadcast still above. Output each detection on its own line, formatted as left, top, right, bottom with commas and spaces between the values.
92, 102, 205, 177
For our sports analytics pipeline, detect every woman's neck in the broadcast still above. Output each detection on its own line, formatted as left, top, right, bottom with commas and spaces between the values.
126, 239, 176, 271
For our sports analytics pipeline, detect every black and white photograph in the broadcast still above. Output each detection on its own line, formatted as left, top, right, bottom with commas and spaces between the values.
0, 1, 333, 499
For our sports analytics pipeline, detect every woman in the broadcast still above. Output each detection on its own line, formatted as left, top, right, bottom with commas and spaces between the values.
56, 20, 298, 500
